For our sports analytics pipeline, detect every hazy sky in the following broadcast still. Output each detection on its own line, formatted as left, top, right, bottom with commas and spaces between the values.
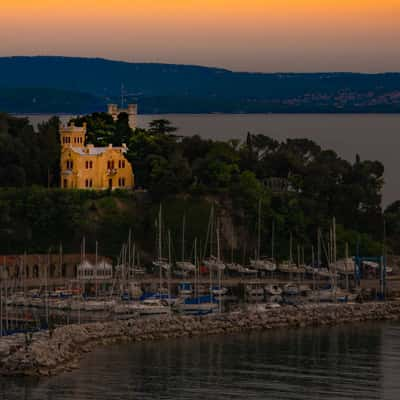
2, 0, 400, 72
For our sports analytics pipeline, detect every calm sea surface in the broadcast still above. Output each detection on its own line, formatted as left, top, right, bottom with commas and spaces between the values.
25, 113, 400, 205
2, 322, 400, 400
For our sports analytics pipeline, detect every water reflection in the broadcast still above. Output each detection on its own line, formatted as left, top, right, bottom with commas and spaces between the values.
2, 322, 400, 399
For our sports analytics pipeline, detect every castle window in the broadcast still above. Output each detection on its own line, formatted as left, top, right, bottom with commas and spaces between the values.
118, 178, 126, 187
63, 179, 68, 188
66, 160, 73, 169
90, 161, 93, 168
118, 160, 126, 169
107, 160, 115, 170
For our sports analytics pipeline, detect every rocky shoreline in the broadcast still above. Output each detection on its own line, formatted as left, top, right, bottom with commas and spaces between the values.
1, 301, 400, 377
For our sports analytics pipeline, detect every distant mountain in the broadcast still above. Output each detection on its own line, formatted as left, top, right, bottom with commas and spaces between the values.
1, 56, 400, 113
0, 87, 103, 114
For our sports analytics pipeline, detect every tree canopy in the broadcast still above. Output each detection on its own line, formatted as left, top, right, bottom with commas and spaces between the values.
0, 112, 391, 257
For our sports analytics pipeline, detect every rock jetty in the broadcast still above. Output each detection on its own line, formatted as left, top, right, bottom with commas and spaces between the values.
1, 301, 400, 377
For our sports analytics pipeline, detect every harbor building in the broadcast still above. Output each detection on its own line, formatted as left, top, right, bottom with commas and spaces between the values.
107, 103, 137, 130
0, 253, 112, 282
60, 122, 134, 190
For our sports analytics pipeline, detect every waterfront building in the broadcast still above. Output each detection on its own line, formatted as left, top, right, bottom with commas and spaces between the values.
107, 103, 137, 130
0, 253, 112, 283
60, 122, 134, 190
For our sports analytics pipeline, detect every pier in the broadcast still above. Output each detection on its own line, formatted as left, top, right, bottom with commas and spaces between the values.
2, 301, 400, 377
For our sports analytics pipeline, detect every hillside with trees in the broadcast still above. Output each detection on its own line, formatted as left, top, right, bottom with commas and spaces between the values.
2, 56, 400, 113
0, 112, 394, 260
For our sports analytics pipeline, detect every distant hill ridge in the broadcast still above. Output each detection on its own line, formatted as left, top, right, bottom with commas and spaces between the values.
1, 56, 400, 113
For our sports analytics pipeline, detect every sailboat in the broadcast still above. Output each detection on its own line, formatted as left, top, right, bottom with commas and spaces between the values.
152, 205, 172, 272
174, 237, 218, 315
278, 233, 299, 274
138, 207, 172, 315
282, 282, 299, 296
249, 200, 277, 273
176, 213, 196, 273
202, 205, 226, 272
264, 284, 282, 296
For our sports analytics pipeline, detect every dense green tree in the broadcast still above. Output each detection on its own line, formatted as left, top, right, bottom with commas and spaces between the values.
148, 119, 178, 135
0, 114, 389, 257
0, 114, 60, 188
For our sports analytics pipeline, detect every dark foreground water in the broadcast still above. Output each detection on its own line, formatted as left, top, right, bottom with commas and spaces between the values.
2, 322, 400, 400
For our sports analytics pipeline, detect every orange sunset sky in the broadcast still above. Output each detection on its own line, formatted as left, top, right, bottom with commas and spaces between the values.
1, 0, 400, 72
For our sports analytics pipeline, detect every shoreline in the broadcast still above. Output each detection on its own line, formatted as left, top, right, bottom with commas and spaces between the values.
1, 301, 400, 377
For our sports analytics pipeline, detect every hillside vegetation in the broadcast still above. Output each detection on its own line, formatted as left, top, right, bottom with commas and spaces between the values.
1, 56, 400, 113
0, 112, 393, 260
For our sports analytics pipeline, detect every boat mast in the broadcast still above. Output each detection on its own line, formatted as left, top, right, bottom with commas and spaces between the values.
182, 213, 186, 262
168, 229, 171, 311
3, 256, 8, 332
159, 204, 163, 294
59, 242, 63, 281
209, 204, 214, 300
95, 241, 98, 298
311, 245, 316, 296
45, 253, 49, 328
216, 219, 222, 313
158, 205, 162, 261
231, 226, 234, 264
210, 204, 214, 258
128, 228, 132, 275
0, 270, 3, 337
345, 241, 349, 291
271, 219, 275, 261
194, 237, 198, 301
132, 242, 136, 281
23, 252, 27, 297
333, 217, 337, 301
257, 199, 261, 260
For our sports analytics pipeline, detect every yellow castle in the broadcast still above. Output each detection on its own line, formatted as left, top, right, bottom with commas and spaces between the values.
60, 122, 134, 190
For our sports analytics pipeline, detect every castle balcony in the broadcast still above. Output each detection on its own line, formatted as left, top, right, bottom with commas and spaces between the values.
106, 168, 117, 176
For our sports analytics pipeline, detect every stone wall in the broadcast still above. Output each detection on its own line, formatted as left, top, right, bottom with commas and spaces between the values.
2, 301, 400, 377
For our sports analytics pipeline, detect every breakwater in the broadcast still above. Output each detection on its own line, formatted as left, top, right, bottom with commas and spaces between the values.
1, 301, 400, 377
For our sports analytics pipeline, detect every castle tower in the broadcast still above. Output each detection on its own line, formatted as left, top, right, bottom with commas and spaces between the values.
60, 122, 86, 148
107, 103, 137, 130
127, 104, 137, 130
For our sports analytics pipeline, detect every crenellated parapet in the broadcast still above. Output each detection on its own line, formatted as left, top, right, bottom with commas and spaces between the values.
60, 122, 87, 148
107, 103, 137, 130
